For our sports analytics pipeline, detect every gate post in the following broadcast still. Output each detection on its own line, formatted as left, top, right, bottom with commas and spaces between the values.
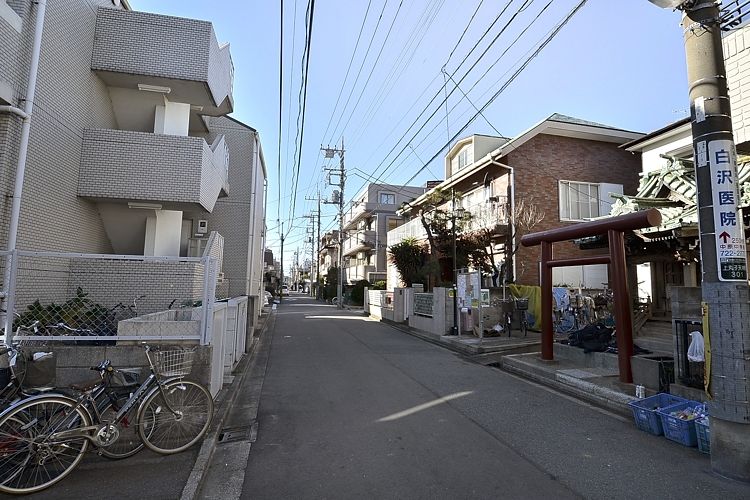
540, 241, 553, 360
608, 230, 634, 383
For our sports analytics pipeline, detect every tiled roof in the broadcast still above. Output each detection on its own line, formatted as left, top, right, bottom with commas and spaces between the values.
547, 113, 637, 133
610, 157, 750, 235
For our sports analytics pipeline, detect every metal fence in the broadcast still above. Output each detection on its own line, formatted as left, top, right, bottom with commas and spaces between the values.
0, 250, 219, 344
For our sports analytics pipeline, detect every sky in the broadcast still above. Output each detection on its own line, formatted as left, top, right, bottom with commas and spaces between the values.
132, 0, 691, 268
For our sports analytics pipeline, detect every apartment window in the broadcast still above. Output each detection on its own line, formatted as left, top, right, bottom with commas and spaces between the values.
457, 149, 469, 170
379, 192, 396, 205
559, 181, 600, 221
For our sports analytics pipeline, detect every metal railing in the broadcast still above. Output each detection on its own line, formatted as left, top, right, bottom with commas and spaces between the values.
0, 250, 220, 345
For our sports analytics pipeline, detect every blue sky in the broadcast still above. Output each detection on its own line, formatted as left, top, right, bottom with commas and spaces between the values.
133, 0, 689, 266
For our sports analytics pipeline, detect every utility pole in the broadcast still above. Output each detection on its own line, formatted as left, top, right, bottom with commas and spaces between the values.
279, 221, 285, 302
304, 192, 322, 297
322, 141, 346, 309
649, 0, 750, 481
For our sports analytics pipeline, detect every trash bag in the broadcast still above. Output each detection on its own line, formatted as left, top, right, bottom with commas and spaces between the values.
687, 331, 705, 362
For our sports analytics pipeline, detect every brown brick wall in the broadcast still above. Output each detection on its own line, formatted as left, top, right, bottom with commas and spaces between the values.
503, 134, 641, 286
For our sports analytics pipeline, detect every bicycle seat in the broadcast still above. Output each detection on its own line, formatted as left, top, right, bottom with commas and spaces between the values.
69, 378, 101, 392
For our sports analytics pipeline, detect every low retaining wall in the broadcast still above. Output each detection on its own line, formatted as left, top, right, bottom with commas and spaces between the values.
24, 344, 216, 394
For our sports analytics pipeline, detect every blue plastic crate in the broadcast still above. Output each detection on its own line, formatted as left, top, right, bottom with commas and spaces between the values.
657, 401, 702, 447
627, 393, 687, 436
696, 417, 710, 454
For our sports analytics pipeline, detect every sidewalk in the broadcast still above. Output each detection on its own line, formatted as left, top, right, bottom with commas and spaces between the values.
23, 310, 273, 500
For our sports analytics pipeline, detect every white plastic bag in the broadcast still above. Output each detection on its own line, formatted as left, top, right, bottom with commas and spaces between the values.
687, 331, 705, 362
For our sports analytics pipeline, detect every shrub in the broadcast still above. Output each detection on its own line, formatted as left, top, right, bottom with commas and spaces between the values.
350, 280, 370, 306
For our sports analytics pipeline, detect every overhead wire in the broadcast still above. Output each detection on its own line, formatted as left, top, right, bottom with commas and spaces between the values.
276, 0, 284, 223
288, 0, 316, 234
326, 0, 390, 145
319, 0, 588, 235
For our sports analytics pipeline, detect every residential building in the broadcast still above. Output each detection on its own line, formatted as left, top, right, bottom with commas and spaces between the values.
0, 0, 266, 322
387, 115, 643, 289
318, 231, 339, 281
342, 183, 424, 285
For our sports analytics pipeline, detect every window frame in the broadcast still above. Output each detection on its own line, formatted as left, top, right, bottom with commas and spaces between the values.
559, 180, 600, 222
378, 192, 396, 205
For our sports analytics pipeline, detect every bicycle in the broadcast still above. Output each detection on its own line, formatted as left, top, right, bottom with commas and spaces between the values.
0, 343, 213, 494
515, 298, 529, 337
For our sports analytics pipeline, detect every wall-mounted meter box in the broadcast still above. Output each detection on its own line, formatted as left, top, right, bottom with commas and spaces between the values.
197, 220, 208, 234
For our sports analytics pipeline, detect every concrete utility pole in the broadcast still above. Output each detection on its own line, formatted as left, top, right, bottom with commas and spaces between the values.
650, 0, 750, 481
304, 193, 321, 296
279, 221, 285, 303
322, 142, 346, 309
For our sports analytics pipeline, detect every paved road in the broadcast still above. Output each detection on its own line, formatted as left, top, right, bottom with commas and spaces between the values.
241, 295, 750, 499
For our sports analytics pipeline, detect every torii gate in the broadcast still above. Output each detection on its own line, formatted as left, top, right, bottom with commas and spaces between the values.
520, 209, 663, 383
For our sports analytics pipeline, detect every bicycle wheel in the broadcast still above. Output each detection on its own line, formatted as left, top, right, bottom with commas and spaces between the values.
0, 396, 90, 495
520, 313, 528, 337
98, 395, 154, 460
137, 380, 213, 455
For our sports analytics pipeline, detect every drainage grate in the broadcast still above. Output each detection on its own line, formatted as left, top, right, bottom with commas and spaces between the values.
218, 425, 252, 444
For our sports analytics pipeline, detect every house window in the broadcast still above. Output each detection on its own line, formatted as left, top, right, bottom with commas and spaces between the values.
457, 149, 469, 170
379, 192, 395, 205
559, 181, 600, 221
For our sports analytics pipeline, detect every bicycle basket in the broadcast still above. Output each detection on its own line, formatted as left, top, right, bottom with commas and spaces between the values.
515, 298, 529, 310
153, 349, 195, 377
22, 351, 56, 387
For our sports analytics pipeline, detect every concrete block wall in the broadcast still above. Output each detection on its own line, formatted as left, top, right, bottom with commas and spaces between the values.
504, 134, 641, 286
31, 343, 216, 395
0, 0, 121, 254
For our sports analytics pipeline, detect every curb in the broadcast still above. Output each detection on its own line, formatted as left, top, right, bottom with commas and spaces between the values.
499, 356, 632, 418
180, 310, 275, 500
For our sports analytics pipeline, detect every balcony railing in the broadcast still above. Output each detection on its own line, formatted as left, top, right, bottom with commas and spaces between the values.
91, 7, 233, 115
345, 264, 376, 283
343, 230, 376, 257
464, 196, 510, 233
387, 217, 427, 246
79, 128, 229, 212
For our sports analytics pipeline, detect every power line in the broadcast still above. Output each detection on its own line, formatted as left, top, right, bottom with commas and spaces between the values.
326, 0, 390, 145
336, 0, 405, 142
283, 0, 300, 201
287, 0, 316, 228
276, 0, 284, 223
403, 0, 590, 187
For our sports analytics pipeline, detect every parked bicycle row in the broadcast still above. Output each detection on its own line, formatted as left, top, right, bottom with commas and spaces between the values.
0, 341, 213, 494
2, 290, 204, 338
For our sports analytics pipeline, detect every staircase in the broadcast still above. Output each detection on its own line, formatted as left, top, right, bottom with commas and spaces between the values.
635, 319, 673, 355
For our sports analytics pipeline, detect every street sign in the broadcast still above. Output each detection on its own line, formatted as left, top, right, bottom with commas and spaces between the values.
706, 139, 747, 281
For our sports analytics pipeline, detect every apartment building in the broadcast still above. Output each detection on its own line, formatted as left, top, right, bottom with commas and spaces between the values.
318, 231, 340, 281
388, 114, 642, 289
0, 0, 266, 319
342, 183, 424, 285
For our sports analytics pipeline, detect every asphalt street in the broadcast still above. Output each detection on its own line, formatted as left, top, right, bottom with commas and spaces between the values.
240, 294, 750, 499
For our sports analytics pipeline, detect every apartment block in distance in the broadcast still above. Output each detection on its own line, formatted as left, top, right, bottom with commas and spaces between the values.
342, 183, 424, 285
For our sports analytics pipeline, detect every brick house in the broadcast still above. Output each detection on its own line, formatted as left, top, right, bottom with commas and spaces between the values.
387, 114, 642, 290
0, 0, 267, 321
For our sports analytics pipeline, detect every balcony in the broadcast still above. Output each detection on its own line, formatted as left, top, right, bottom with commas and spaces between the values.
79, 128, 229, 212
345, 264, 376, 284
91, 7, 233, 115
343, 202, 383, 230
343, 230, 376, 257
464, 196, 510, 235
387, 217, 427, 246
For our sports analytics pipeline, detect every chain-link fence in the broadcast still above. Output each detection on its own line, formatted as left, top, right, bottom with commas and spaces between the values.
0, 251, 219, 344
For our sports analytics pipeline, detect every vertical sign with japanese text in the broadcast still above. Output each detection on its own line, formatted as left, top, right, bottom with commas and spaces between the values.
708, 140, 747, 281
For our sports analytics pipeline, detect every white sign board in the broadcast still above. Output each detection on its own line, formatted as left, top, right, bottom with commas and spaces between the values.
708, 140, 747, 281
457, 272, 481, 308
